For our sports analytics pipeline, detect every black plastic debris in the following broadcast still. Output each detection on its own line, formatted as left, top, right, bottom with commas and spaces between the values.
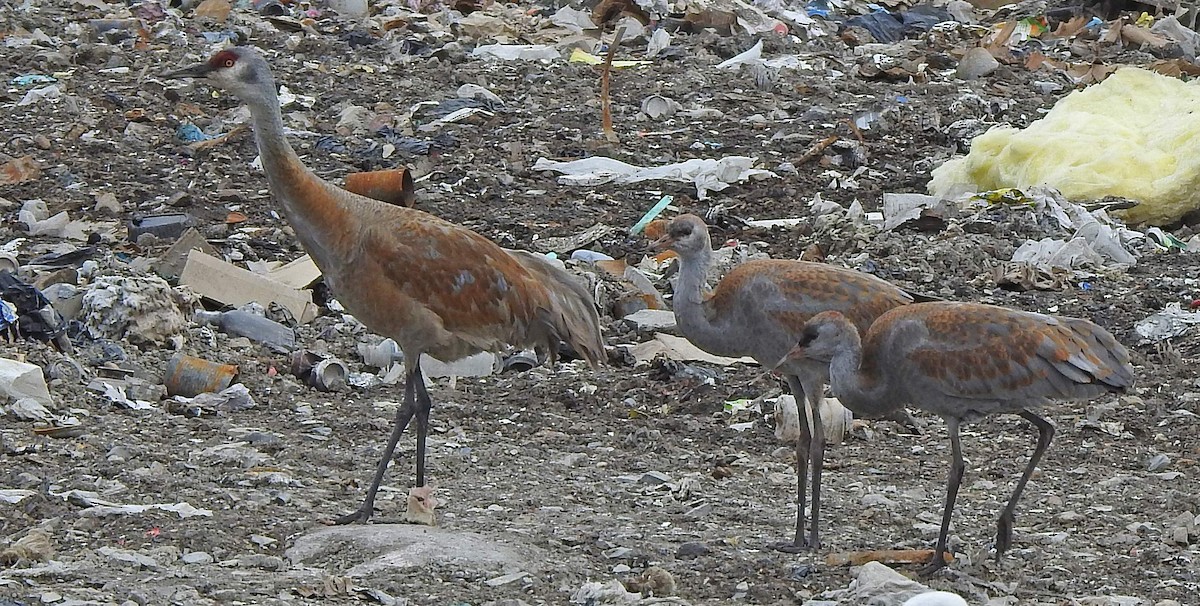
315, 136, 348, 154
127, 213, 195, 242
376, 128, 458, 155
28, 246, 98, 267
0, 271, 72, 352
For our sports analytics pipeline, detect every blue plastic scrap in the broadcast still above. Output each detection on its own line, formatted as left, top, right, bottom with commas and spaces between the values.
176, 123, 215, 142
11, 74, 56, 86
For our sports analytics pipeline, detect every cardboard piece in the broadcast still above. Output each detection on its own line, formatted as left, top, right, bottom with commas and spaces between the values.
155, 228, 218, 281
268, 255, 322, 289
180, 249, 318, 323
628, 333, 756, 366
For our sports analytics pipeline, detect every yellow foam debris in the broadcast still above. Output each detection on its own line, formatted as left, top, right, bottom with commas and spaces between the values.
928, 68, 1200, 226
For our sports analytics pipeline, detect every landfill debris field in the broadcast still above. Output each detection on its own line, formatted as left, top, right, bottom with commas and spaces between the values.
2, 0, 1200, 603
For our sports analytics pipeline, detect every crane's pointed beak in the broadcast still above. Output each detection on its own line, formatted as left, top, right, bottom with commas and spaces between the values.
649, 234, 675, 252
774, 344, 803, 370
161, 62, 213, 80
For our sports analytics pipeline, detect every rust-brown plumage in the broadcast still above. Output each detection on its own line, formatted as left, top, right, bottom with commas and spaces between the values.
165, 47, 604, 524
789, 302, 1134, 574
652, 214, 917, 552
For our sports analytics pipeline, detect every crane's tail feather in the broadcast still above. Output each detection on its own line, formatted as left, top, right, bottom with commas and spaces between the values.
507, 250, 606, 368
1046, 319, 1135, 397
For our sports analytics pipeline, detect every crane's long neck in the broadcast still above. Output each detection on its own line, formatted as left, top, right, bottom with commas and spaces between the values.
244, 92, 357, 269
826, 332, 897, 417
672, 247, 735, 356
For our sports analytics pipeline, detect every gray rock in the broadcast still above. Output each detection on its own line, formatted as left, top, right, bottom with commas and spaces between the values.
285, 524, 541, 577
956, 47, 999, 80
182, 551, 214, 565
675, 542, 710, 559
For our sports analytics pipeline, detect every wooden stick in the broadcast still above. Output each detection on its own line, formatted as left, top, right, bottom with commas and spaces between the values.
797, 134, 838, 164
600, 25, 626, 145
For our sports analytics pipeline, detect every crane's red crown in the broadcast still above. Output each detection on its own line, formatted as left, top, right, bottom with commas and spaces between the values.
208, 49, 239, 70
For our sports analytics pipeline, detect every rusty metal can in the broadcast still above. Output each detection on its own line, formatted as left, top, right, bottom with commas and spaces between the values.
344, 167, 415, 208
163, 353, 238, 397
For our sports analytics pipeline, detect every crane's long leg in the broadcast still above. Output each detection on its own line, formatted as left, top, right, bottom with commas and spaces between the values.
773, 375, 821, 553
804, 380, 826, 551
412, 366, 433, 486
333, 371, 419, 525
921, 416, 964, 577
995, 410, 1055, 556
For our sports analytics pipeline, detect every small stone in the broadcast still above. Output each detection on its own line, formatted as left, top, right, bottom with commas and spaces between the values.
555, 452, 588, 467
603, 547, 633, 559
484, 571, 528, 586
732, 580, 749, 599
675, 542, 710, 559
638, 471, 673, 485
861, 493, 897, 508
249, 534, 277, 547
1146, 453, 1171, 472
40, 591, 62, 603
613, 564, 631, 573
237, 554, 287, 571
683, 503, 712, 519
956, 47, 1000, 80
182, 551, 214, 564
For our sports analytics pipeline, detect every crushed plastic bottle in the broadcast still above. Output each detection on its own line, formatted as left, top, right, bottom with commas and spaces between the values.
194, 309, 296, 352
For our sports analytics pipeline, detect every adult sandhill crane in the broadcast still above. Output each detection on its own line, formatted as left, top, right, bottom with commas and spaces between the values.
163, 47, 605, 524
786, 302, 1134, 574
651, 214, 918, 552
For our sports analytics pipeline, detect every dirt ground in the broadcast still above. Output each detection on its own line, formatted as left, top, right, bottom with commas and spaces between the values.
1, 0, 1199, 604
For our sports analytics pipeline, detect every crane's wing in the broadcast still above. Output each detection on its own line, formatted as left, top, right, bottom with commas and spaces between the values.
894, 303, 1134, 401
352, 212, 601, 364
710, 260, 913, 334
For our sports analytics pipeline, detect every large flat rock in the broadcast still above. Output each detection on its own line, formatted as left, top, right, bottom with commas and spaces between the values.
285, 524, 538, 577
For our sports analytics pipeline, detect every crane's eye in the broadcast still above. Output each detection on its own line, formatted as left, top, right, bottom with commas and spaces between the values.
223, 58, 235, 68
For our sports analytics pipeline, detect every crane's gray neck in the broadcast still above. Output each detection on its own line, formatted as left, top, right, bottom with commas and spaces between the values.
243, 89, 355, 272
244, 90, 301, 189
671, 246, 737, 356
826, 333, 897, 417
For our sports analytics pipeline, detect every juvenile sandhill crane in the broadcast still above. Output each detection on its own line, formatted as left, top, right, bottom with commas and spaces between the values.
164, 47, 604, 524
786, 302, 1134, 574
651, 214, 917, 551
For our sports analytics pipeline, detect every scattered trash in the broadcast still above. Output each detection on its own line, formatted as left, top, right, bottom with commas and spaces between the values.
195, 307, 296, 352
180, 249, 319, 323
533, 156, 776, 199
627, 333, 755, 366
163, 353, 238, 397
290, 350, 349, 391
344, 167, 416, 207
166, 383, 256, 416
0, 529, 53, 565
0, 270, 71, 350
930, 68, 1200, 226
773, 395, 853, 445
1135, 303, 1200, 343
811, 561, 948, 604
127, 213, 195, 241
472, 44, 561, 61
0, 155, 41, 184
81, 275, 196, 346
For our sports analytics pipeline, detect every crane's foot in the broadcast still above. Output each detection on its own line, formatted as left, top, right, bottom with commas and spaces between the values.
771, 538, 817, 553
328, 505, 374, 526
995, 512, 1015, 556
916, 549, 950, 577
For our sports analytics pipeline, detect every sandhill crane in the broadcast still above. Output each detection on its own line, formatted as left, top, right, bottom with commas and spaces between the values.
786, 302, 1134, 574
651, 213, 916, 551
164, 46, 604, 524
